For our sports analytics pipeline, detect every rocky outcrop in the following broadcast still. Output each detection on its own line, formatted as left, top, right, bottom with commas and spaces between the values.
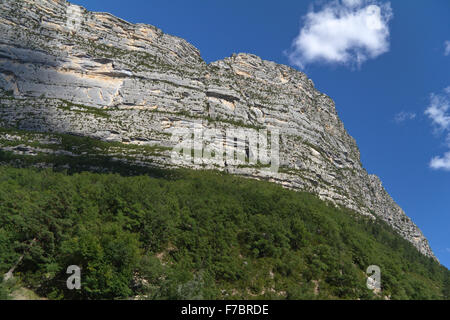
0, 0, 436, 258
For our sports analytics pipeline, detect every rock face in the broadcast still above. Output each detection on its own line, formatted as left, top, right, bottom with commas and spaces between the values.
0, 0, 435, 258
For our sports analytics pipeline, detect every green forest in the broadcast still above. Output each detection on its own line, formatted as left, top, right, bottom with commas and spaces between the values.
0, 165, 448, 300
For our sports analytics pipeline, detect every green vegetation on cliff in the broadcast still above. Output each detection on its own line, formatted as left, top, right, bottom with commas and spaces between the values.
0, 165, 448, 300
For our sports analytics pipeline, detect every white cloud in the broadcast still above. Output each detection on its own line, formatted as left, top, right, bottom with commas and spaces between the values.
425, 91, 450, 132
394, 111, 416, 123
425, 88, 450, 171
445, 40, 450, 56
343, 0, 363, 7
446, 86, 450, 94
430, 152, 450, 171
287, 0, 393, 68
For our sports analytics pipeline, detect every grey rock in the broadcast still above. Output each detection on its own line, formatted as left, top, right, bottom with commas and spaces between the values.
0, 0, 436, 259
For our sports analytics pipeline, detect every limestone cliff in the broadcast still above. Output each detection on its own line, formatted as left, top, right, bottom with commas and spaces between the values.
0, 0, 435, 258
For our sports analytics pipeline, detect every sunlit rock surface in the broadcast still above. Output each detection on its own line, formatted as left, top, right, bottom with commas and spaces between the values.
0, 0, 435, 258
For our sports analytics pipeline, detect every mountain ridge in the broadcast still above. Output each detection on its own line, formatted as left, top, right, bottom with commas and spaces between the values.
0, 0, 436, 259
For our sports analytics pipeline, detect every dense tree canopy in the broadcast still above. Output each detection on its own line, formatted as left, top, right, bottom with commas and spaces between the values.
0, 166, 448, 300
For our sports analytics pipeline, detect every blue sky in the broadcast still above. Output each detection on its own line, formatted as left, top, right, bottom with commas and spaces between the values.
70, 0, 450, 268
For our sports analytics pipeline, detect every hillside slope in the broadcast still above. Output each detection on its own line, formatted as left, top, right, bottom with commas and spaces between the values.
0, 165, 448, 300
0, 0, 436, 258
